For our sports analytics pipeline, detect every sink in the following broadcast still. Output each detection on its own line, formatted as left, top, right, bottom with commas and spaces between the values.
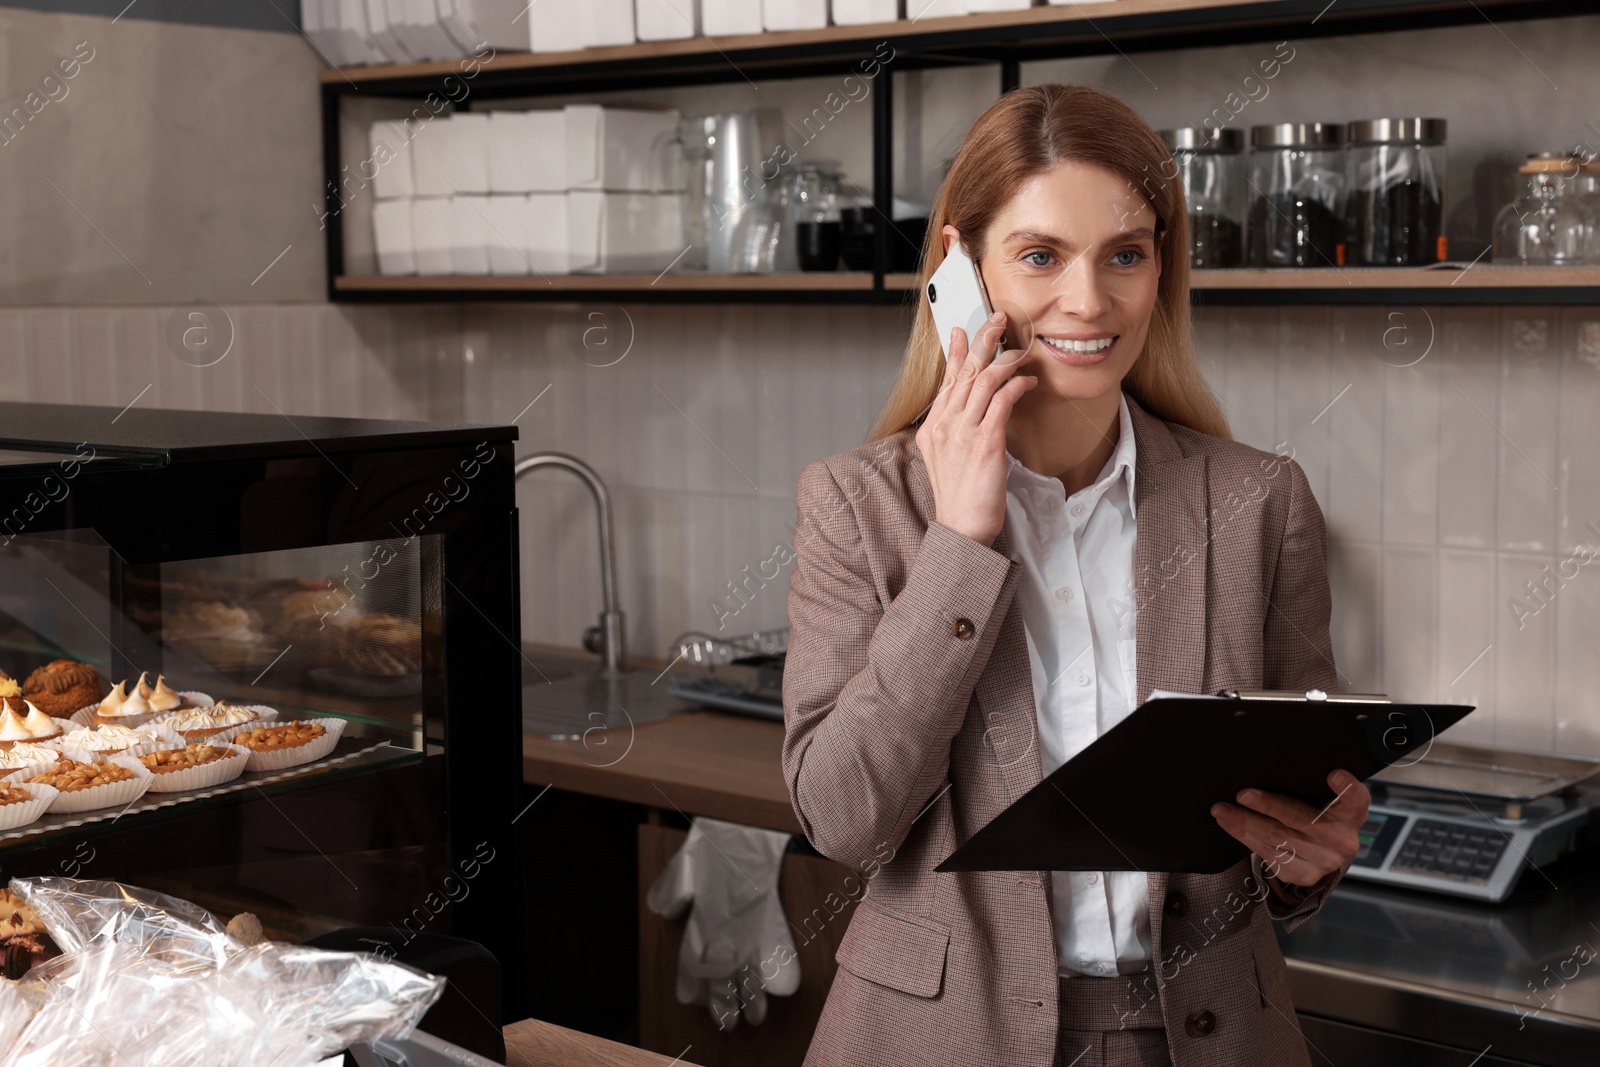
520, 650, 696, 739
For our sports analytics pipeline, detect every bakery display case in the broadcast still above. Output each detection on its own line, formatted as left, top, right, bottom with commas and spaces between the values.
0, 402, 523, 1014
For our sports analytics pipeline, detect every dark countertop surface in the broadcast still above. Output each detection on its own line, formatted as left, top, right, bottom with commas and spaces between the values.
0, 400, 515, 465
1278, 835, 1600, 1063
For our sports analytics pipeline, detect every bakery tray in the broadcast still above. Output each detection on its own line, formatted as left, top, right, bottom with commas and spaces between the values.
0, 736, 420, 849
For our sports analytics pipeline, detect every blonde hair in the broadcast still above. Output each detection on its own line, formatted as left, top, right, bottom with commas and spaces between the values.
866, 84, 1230, 443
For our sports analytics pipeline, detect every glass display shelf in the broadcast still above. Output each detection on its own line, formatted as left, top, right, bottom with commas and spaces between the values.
0, 737, 423, 853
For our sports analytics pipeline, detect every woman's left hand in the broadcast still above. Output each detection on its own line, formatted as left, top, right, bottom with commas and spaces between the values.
1210, 770, 1370, 888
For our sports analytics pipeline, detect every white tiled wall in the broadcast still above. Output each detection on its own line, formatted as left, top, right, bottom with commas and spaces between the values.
5, 300, 1598, 757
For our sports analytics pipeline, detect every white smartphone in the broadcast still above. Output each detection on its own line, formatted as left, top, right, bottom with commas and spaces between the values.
927, 241, 1001, 361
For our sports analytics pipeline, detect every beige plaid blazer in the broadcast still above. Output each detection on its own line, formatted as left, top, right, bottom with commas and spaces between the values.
782, 392, 1351, 1067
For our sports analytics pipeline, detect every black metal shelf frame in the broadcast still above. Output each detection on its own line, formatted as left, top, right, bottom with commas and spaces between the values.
320, 0, 1600, 306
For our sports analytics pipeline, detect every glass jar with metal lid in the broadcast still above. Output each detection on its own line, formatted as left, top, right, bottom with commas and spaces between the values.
1159, 127, 1246, 269
1344, 117, 1447, 266
1492, 153, 1587, 266
1246, 122, 1346, 268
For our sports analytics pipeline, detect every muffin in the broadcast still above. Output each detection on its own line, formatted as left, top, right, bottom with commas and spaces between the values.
21, 660, 103, 716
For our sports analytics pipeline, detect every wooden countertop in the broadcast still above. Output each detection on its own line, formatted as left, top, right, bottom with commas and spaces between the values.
522, 710, 800, 835
506, 1017, 705, 1066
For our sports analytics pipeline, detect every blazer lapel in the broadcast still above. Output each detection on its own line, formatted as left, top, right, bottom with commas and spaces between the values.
1125, 396, 1211, 957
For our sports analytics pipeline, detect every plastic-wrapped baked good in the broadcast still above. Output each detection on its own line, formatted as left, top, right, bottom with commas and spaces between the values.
0, 876, 444, 1064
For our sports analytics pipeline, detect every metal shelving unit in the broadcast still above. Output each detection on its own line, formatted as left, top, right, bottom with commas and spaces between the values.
320, 0, 1600, 306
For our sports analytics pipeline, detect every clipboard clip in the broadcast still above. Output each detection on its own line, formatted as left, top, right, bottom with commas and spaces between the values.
1216, 688, 1392, 704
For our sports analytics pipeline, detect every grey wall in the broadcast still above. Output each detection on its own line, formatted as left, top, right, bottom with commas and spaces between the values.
0, 7, 324, 304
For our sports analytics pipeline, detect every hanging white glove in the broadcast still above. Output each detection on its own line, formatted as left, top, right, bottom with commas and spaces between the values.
646, 815, 801, 1031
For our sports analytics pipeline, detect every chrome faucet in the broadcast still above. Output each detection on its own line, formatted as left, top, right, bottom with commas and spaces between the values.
513, 452, 626, 674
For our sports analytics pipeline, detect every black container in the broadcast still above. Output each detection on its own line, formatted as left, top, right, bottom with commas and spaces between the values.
894, 217, 929, 273
797, 220, 842, 271
838, 208, 929, 272
840, 206, 876, 271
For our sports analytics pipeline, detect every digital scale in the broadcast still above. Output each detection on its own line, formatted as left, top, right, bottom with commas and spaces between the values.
1347, 741, 1600, 902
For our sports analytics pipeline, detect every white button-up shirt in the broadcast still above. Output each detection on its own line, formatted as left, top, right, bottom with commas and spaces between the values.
1002, 393, 1152, 978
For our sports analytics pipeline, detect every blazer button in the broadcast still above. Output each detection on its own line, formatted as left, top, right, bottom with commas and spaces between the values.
1164, 891, 1187, 917
1185, 1010, 1216, 1038
951, 618, 975, 639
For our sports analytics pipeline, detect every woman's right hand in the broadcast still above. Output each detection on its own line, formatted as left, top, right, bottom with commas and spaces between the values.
915, 310, 1038, 547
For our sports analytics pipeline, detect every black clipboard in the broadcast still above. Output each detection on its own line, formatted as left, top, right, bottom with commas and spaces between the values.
935, 690, 1474, 874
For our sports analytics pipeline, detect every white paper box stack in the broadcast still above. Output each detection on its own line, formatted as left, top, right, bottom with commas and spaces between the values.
449, 196, 494, 274
528, 194, 571, 275
369, 120, 416, 200
529, 0, 637, 52
830, 0, 899, 21
637, 0, 700, 40
565, 106, 682, 192
304, 0, 383, 66
386, 0, 463, 60
337, 0, 390, 65
444, 113, 492, 194
409, 117, 453, 197
764, 0, 828, 30
364, 0, 415, 61
569, 192, 685, 273
438, 0, 533, 52
966, 0, 1033, 9
485, 195, 533, 274
702, 0, 763, 34
411, 198, 453, 274
372, 199, 417, 274
486, 111, 567, 193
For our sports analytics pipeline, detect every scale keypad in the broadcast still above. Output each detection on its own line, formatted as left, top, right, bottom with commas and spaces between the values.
1389, 819, 1507, 883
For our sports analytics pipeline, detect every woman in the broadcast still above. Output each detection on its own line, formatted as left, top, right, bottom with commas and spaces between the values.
781, 85, 1368, 1067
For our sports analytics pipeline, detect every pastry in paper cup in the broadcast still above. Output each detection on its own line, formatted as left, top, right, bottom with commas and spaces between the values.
10, 752, 154, 813
0, 742, 69, 783
160, 702, 276, 743
50, 722, 184, 760
139, 743, 249, 793
0, 703, 69, 747
89, 673, 212, 730
0, 781, 58, 831
234, 718, 346, 772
